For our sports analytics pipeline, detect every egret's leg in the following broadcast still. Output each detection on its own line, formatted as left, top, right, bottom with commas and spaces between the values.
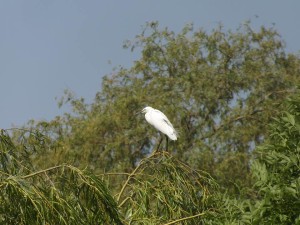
165, 135, 168, 151
156, 135, 163, 152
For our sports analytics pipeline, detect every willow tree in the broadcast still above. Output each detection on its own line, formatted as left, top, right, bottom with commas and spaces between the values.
0, 129, 122, 224
30, 22, 300, 194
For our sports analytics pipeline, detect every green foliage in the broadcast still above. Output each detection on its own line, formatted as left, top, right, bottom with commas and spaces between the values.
5, 21, 300, 224
249, 96, 300, 224
0, 130, 122, 225
116, 151, 217, 224
0, 129, 225, 225
36, 22, 300, 195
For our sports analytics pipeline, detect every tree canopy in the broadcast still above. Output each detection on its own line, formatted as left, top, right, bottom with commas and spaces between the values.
32, 22, 299, 194
1, 21, 300, 224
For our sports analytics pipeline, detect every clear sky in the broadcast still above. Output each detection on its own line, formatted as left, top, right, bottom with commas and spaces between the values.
1, 1, 300, 129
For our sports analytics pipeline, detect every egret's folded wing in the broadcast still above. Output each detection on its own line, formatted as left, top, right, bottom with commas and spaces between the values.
154, 109, 174, 127
147, 109, 178, 140
163, 118, 174, 128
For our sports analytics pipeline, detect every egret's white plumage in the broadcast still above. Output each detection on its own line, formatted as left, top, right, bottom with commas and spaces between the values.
141, 106, 178, 141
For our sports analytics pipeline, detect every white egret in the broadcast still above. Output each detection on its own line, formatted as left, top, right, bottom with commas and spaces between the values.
141, 106, 178, 151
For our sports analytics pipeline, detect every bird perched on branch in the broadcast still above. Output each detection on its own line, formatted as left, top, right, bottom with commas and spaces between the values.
141, 106, 178, 151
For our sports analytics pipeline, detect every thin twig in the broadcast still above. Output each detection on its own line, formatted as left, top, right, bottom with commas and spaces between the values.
98, 172, 132, 176
0, 170, 10, 177
118, 196, 131, 208
117, 152, 159, 204
162, 212, 207, 225
117, 160, 145, 204
21, 165, 65, 179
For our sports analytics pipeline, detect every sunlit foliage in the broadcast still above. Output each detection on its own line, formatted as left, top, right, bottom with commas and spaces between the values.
2, 22, 300, 224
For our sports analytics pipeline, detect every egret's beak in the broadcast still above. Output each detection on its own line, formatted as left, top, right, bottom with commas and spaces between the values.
135, 109, 143, 115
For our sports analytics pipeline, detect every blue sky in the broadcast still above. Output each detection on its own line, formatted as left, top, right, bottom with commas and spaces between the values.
1, 1, 300, 128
